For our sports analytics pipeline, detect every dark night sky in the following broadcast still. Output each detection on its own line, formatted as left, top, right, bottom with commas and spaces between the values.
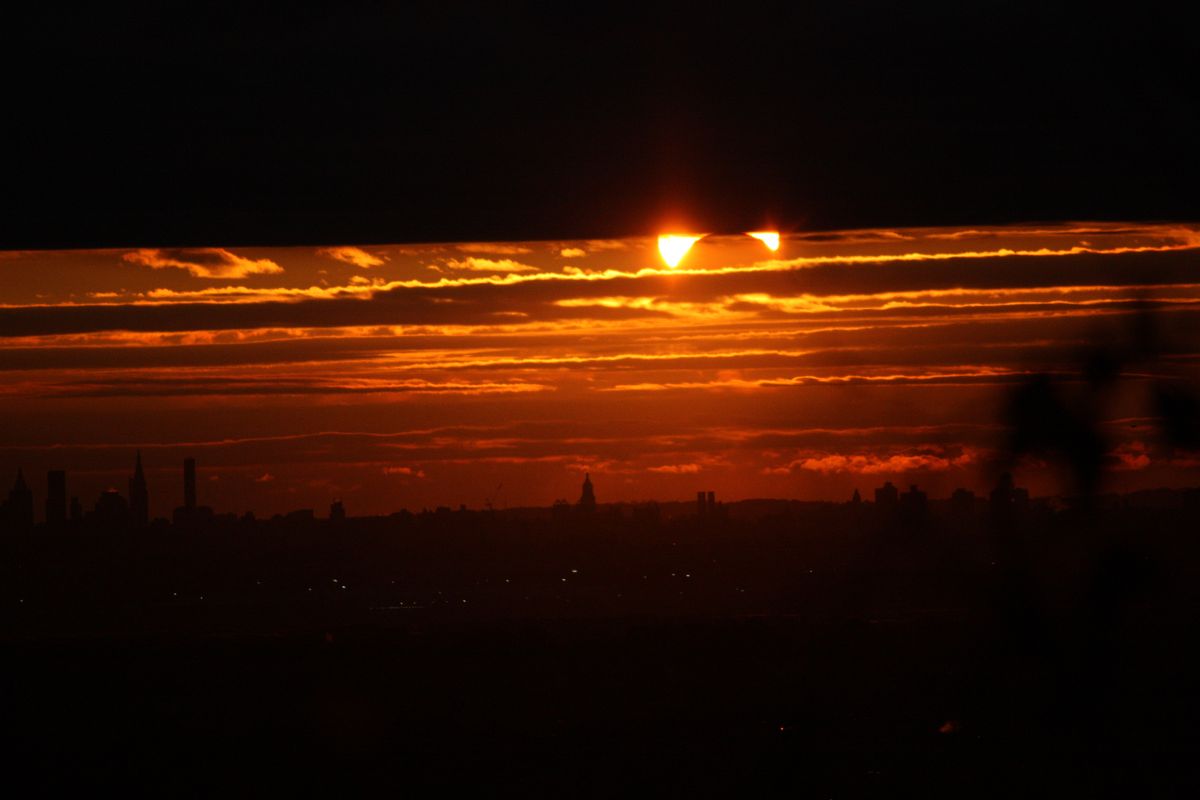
4, 2, 1198, 248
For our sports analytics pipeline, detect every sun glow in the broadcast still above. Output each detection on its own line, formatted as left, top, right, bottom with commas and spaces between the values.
658, 234, 703, 268
747, 231, 780, 251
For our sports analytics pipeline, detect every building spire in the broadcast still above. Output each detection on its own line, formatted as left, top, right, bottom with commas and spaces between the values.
129, 449, 149, 527
577, 472, 596, 512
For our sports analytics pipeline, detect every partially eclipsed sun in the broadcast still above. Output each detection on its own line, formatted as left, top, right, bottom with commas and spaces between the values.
747, 231, 780, 251
658, 234, 703, 268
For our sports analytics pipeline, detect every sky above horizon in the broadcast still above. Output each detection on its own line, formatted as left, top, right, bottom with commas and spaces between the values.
2, 222, 1199, 518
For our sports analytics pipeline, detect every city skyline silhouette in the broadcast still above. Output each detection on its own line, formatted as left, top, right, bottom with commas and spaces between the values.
11, 443, 1200, 538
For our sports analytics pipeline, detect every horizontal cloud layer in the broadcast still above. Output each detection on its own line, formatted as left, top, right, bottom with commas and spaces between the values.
2, 223, 1198, 514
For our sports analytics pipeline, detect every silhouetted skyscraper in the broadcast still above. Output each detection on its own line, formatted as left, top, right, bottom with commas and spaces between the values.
46, 470, 67, 526
129, 451, 149, 527
552, 498, 571, 521
697, 490, 707, 517
874, 481, 899, 509
989, 472, 1029, 515
577, 473, 596, 512
950, 488, 975, 518
4, 468, 34, 531
330, 499, 345, 521
93, 488, 129, 528
990, 472, 1014, 508
900, 484, 928, 516
184, 457, 196, 513
173, 457, 212, 529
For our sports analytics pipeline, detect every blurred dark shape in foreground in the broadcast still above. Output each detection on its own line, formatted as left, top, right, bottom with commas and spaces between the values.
981, 304, 1200, 774
998, 306, 1199, 503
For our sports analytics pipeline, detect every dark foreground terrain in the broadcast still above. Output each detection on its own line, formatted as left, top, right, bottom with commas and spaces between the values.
7, 615, 1200, 797
4, 501, 1200, 796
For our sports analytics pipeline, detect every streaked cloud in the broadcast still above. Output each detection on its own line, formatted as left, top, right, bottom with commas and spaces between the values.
317, 246, 387, 268
604, 369, 1034, 393
432, 257, 539, 274
455, 243, 533, 255
123, 248, 283, 279
23, 375, 551, 400
582, 239, 628, 251
784, 447, 981, 475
